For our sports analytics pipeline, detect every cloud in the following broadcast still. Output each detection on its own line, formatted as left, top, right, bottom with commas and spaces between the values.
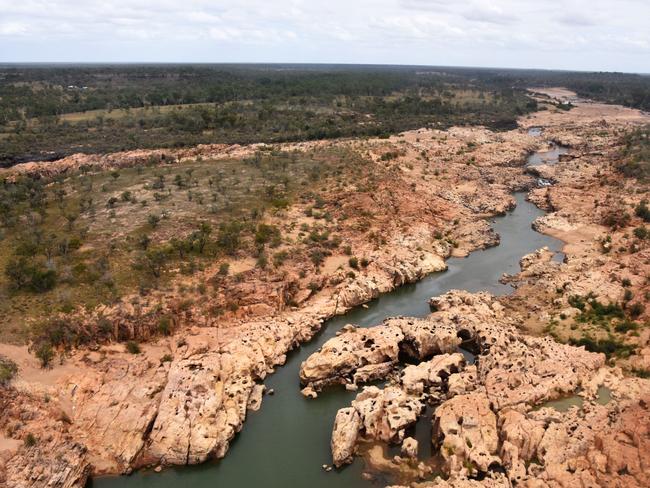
461, 5, 518, 25
0, 22, 29, 36
556, 12, 597, 27
0, 0, 647, 72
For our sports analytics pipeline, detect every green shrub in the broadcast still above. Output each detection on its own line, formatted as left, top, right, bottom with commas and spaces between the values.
218, 262, 230, 276
0, 357, 17, 385
217, 221, 244, 255
5, 257, 57, 293
614, 320, 638, 333
125, 341, 141, 354
24, 433, 37, 447
569, 337, 634, 358
348, 257, 359, 269
633, 226, 648, 239
35, 343, 54, 368
636, 200, 650, 223
631, 368, 650, 378
158, 316, 172, 336
147, 214, 161, 228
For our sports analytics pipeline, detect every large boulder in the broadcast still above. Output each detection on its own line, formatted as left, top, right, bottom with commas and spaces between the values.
433, 391, 500, 474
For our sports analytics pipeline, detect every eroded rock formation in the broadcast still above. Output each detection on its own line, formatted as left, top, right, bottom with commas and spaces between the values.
316, 290, 648, 487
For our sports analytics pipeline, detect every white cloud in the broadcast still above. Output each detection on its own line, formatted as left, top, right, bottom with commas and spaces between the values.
0, 0, 647, 72
0, 21, 29, 35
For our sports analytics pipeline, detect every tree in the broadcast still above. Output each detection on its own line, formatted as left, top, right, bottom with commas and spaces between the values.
217, 221, 243, 255
137, 247, 169, 278
192, 222, 212, 254
5, 257, 57, 293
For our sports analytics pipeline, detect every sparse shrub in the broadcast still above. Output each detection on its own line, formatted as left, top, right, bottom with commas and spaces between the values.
309, 249, 326, 267
256, 253, 268, 269
0, 357, 17, 385
138, 234, 151, 250
24, 433, 37, 447
158, 316, 172, 336
273, 251, 288, 267
348, 257, 359, 269
218, 262, 230, 276
125, 341, 141, 354
147, 214, 161, 228
602, 209, 630, 229
628, 302, 645, 318
35, 343, 54, 368
635, 200, 650, 222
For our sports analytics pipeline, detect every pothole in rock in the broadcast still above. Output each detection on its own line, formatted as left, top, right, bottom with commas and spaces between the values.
533, 385, 612, 412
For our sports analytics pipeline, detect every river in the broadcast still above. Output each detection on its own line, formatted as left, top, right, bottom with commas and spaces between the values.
93, 143, 565, 488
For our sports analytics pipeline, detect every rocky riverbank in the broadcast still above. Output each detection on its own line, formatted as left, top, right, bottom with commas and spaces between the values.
308, 290, 648, 487
299, 93, 650, 487
1, 92, 648, 487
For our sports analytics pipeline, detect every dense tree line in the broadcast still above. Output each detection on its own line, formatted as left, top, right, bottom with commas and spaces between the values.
1, 64, 647, 165
0, 65, 536, 164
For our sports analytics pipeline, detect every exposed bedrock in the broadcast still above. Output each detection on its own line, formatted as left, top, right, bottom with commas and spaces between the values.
315, 290, 648, 486
432, 390, 499, 475
299, 316, 461, 395
331, 353, 466, 468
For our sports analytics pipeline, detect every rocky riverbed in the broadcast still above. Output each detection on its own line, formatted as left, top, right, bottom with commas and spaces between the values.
0, 91, 648, 487
306, 290, 649, 487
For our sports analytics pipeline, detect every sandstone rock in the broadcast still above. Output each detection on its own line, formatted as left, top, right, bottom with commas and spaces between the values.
331, 407, 361, 467
352, 386, 422, 444
400, 353, 466, 395
401, 437, 418, 460
5, 442, 90, 488
433, 391, 499, 474
299, 324, 403, 392
396, 317, 461, 359
300, 315, 464, 393
247, 384, 265, 411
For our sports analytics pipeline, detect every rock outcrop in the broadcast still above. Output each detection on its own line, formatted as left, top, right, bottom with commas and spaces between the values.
0, 388, 91, 488
300, 317, 461, 395
314, 290, 647, 487
433, 391, 499, 474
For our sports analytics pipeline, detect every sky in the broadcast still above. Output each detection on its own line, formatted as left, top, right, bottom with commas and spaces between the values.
0, 0, 648, 72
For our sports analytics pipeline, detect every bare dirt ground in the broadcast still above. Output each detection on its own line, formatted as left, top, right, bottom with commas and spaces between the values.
527, 87, 579, 102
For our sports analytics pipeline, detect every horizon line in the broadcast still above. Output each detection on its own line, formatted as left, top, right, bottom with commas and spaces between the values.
0, 61, 647, 76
